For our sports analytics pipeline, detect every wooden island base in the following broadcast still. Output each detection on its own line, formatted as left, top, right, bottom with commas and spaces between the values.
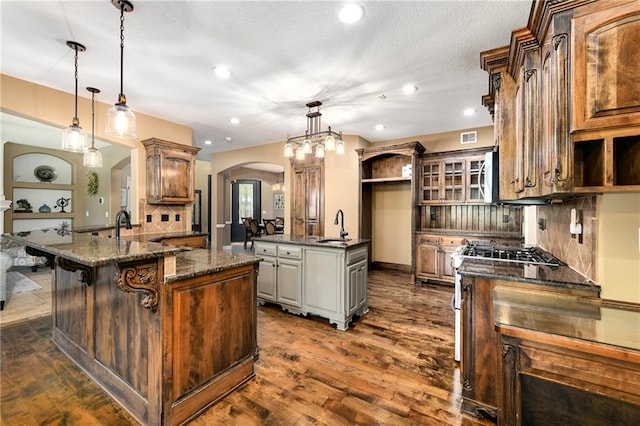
51, 256, 258, 425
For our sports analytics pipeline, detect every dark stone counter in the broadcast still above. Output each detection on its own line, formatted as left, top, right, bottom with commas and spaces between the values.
167, 249, 260, 283
458, 257, 601, 296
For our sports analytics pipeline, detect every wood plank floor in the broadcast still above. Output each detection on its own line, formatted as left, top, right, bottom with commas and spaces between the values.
1, 268, 492, 425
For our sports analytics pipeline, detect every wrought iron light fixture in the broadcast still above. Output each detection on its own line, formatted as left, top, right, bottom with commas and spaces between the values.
84, 87, 103, 168
61, 41, 87, 153
106, 0, 136, 139
284, 101, 345, 160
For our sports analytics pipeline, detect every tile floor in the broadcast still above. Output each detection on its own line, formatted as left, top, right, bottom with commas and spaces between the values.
0, 266, 52, 327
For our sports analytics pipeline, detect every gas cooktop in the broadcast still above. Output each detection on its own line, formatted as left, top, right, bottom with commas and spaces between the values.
460, 244, 563, 267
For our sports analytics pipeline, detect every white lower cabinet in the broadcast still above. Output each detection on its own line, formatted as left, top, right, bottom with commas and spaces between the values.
254, 240, 368, 330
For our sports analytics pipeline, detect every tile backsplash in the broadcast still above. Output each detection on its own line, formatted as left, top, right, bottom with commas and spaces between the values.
138, 198, 189, 234
536, 196, 597, 280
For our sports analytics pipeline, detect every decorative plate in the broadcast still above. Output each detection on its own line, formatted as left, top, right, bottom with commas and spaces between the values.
34, 165, 58, 183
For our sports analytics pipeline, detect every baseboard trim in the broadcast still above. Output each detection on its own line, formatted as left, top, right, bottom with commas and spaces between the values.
371, 262, 412, 274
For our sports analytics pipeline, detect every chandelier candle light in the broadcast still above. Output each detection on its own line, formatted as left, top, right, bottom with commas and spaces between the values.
61, 41, 87, 153
84, 87, 103, 168
284, 101, 345, 160
106, 0, 136, 139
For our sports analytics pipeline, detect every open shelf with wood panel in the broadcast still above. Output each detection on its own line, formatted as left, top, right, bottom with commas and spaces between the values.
573, 127, 640, 192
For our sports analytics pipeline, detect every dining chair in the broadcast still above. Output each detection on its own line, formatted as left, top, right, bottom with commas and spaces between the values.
275, 217, 285, 234
263, 219, 277, 235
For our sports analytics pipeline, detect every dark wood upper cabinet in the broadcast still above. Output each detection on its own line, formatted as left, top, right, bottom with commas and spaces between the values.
142, 138, 200, 205
481, 0, 640, 198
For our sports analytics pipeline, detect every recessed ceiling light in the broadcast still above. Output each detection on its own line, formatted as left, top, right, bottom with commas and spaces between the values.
204, 139, 212, 145
375, 124, 385, 131
402, 84, 418, 95
225, 137, 233, 143
212, 66, 231, 79
463, 108, 477, 116
339, 4, 365, 24
229, 117, 240, 125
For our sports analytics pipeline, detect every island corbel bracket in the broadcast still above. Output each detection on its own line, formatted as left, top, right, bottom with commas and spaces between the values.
116, 261, 159, 312
55, 257, 94, 286
25, 246, 55, 269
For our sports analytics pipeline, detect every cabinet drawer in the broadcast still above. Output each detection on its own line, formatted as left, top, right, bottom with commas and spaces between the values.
278, 245, 302, 260
441, 236, 466, 247
347, 247, 367, 265
255, 243, 277, 257
416, 235, 440, 245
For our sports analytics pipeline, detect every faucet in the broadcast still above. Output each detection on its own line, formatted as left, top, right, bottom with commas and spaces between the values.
334, 209, 348, 240
115, 209, 132, 240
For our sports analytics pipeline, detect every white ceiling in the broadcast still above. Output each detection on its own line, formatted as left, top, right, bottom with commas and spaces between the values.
0, 1, 532, 161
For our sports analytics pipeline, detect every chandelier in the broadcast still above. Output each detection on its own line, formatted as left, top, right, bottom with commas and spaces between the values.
284, 101, 345, 160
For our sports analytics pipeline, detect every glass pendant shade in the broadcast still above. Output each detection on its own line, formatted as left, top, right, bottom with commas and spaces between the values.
62, 123, 86, 153
315, 143, 325, 158
106, 101, 136, 138
284, 141, 294, 158
325, 134, 336, 151
83, 147, 103, 168
295, 146, 305, 161
336, 138, 345, 155
106, 0, 136, 139
302, 137, 312, 154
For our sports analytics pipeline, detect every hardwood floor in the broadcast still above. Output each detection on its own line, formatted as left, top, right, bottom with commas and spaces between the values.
0, 266, 51, 327
1, 268, 492, 425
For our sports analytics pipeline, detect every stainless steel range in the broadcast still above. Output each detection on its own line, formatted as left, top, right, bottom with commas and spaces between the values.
450, 243, 563, 361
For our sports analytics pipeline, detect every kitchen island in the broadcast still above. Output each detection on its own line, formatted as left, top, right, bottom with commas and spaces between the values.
254, 234, 370, 330
3, 229, 259, 426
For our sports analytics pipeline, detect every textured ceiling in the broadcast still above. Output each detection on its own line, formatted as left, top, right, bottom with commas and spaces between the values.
0, 1, 532, 160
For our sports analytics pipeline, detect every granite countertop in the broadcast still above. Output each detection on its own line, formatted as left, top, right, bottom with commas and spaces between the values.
255, 234, 370, 249
493, 285, 640, 352
124, 231, 208, 243
457, 257, 601, 296
165, 249, 260, 283
73, 224, 142, 233
2, 229, 181, 267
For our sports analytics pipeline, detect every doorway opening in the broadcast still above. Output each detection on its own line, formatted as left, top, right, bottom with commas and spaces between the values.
231, 179, 261, 242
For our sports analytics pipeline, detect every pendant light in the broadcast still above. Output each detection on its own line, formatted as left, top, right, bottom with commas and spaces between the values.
84, 87, 103, 168
106, 0, 136, 139
61, 41, 87, 153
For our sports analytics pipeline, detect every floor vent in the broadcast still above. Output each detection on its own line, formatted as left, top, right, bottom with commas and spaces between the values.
460, 131, 477, 144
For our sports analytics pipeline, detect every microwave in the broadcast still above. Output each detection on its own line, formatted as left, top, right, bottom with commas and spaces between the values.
483, 150, 499, 203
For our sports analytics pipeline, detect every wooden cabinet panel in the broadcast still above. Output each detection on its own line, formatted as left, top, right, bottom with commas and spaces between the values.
573, 1, 640, 131
415, 234, 465, 285
142, 138, 200, 205
160, 235, 207, 249
291, 159, 324, 236
277, 257, 302, 307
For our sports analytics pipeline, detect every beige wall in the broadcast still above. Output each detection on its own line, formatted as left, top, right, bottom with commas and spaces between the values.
1, 74, 193, 226
372, 183, 412, 265
373, 126, 494, 153
596, 193, 640, 303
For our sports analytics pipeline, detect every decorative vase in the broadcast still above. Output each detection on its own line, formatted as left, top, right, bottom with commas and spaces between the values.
39, 204, 51, 213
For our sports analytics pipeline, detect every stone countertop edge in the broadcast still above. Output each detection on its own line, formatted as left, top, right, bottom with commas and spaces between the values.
2, 230, 182, 268
72, 224, 143, 233
254, 234, 370, 248
457, 257, 601, 295
165, 249, 260, 283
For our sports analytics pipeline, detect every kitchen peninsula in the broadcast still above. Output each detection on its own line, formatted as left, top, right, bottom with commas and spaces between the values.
3, 229, 259, 426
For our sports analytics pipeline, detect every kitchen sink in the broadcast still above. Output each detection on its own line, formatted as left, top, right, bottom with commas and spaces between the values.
317, 238, 350, 244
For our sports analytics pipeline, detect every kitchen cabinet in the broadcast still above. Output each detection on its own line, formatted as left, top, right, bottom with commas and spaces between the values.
415, 234, 465, 285
142, 138, 200, 205
304, 244, 368, 330
418, 148, 492, 205
255, 237, 369, 330
291, 158, 324, 236
460, 276, 600, 420
495, 286, 640, 426
481, 0, 640, 199
157, 234, 207, 249
254, 241, 302, 309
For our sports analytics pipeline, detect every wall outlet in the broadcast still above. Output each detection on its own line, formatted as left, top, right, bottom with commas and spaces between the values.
105, 211, 109, 218
175, 214, 180, 222
430, 212, 437, 221
503, 215, 509, 223
161, 214, 169, 222
86, 211, 89, 217
538, 218, 546, 230
146, 215, 152, 223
